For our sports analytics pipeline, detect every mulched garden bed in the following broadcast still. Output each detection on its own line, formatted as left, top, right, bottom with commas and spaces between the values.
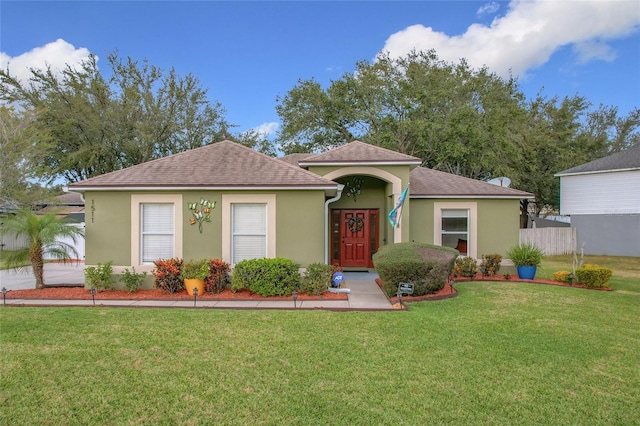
6, 287, 348, 301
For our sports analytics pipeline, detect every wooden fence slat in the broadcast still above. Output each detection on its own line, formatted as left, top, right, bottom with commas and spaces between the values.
519, 227, 576, 255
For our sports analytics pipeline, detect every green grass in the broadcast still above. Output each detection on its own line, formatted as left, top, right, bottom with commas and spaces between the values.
2, 282, 639, 425
538, 255, 640, 293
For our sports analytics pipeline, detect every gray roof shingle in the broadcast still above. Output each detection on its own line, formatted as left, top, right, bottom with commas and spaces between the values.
410, 167, 534, 198
299, 141, 422, 165
69, 140, 338, 190
556, 145, 640, 176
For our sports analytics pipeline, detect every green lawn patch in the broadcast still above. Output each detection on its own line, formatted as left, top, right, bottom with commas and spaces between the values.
539, 255, 640, 294
1, 282, 639, 424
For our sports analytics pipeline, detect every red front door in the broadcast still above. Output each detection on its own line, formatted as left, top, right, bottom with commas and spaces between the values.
332, 209, 378, 268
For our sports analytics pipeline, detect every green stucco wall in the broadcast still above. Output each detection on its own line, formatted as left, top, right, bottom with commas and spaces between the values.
275, 191, 327, 266
409, 198, 522, 258
82, 189, 328, 272
84, 192, 131, 266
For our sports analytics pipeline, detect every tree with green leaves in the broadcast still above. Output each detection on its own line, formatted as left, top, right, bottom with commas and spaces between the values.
1, 209, 84, 289
276, 50, 639, 224
276, 50, 526, 180
0, 107, 56, 208
1, 52, 232, 184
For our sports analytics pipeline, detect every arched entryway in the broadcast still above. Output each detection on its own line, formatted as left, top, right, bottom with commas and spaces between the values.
324, 167, 404, 269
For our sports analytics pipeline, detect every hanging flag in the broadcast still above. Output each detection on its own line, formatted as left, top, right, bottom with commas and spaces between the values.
388, 185, 409, 228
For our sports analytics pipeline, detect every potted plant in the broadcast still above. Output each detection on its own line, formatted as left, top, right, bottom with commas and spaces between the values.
506, 243, 544, 280
180, 259, 209, 296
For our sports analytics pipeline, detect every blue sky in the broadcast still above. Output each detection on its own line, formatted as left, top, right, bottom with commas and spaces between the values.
2, 1, 639, 138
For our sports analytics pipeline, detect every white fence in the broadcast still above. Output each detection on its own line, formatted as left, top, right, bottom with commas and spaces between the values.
0, 232, 29, 251
519, 227, 577, 255
1, 223, 85, 260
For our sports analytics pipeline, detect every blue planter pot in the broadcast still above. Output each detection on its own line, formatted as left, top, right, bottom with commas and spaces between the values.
517, 266, 537, 280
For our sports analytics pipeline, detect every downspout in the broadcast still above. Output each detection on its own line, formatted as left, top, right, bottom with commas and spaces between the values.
324, 184, 345, 264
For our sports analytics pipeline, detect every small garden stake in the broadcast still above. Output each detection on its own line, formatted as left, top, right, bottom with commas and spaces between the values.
193, 286, 198, 307
90, 287, 96, 305
292, 290, 298, 308
2, 287, 6, 305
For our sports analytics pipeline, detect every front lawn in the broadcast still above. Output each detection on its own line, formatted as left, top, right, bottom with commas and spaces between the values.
1, 281, 638, 424
539, 255, 640, 293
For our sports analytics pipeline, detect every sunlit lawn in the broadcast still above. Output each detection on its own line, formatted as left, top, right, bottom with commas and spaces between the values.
539, 255, 640, 293
2, 270, 639, 424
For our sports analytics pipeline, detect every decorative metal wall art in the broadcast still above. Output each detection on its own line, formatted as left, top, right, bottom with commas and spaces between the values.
345, 176, 365, 202
188, 198, 216, 233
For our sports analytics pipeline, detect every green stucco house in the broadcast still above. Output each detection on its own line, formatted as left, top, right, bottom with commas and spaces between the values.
68, 140, 533, 282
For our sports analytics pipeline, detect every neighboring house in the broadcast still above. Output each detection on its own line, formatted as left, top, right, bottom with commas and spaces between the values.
556, 145, 640, 257
68, 140, 533, 278
0, 194, 85, 258
39, 192, 86, 223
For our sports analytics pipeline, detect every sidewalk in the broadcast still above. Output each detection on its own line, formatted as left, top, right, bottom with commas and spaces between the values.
1, 267, 395, 311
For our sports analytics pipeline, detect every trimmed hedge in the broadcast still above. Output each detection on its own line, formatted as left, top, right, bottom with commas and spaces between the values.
553, 270, 573, 283
575, 264, 612, 288
373, 242, 458, 297
231, 258, 301, 296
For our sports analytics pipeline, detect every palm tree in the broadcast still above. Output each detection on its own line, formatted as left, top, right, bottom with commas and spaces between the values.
1, 209, 84, 289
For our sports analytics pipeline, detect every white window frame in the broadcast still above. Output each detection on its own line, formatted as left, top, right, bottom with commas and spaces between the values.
231, 203, 267, 264
222, 194, 276, 266
131, 194, 183, 270
440, 209, 470, 256
140, 203, 175, 263
434, 202, 477, 259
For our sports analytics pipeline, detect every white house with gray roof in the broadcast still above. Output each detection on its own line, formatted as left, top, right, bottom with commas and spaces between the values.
556, 145, 640, 257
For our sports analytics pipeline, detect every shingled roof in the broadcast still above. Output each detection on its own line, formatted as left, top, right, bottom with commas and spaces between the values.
68, 140, 338, 191
410, 167, 534, 199
299, 141, 422, 166
556, 145, 640, 176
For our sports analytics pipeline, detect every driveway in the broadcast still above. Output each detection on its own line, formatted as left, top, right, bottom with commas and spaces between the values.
0, 262, 85, 290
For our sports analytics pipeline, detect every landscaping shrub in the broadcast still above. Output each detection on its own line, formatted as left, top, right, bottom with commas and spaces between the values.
553, 270, 573, 283
180, 259, 209, 280
373, 242, 457, 297
575, 264, 612, 288
84, 261, 114, 290
506, 243, 544, 267
480, 254, 502, 276
454, 257, 478, 277
231, 258, 301, 296
152, 258, 184, 293
205, 258, 231, 294
121, 267, 147, 292
301, 263, 332, 295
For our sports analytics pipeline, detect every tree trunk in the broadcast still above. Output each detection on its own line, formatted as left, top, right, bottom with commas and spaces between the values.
30, 245, 45, 289
519, 200, 529, 229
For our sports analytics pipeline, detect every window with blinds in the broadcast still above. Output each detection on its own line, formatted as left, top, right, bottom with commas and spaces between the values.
441, 209, 469, 255
141, 203, 174, 263
232, 203, 267, 264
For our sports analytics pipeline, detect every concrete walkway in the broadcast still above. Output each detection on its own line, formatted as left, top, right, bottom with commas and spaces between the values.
1, 266, 394, 311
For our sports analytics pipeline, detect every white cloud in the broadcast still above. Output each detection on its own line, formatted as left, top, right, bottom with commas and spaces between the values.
381, 0, 640, 79
252, 122, 279, 137
0, 39, 94, 84
477, 2, 500, 17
